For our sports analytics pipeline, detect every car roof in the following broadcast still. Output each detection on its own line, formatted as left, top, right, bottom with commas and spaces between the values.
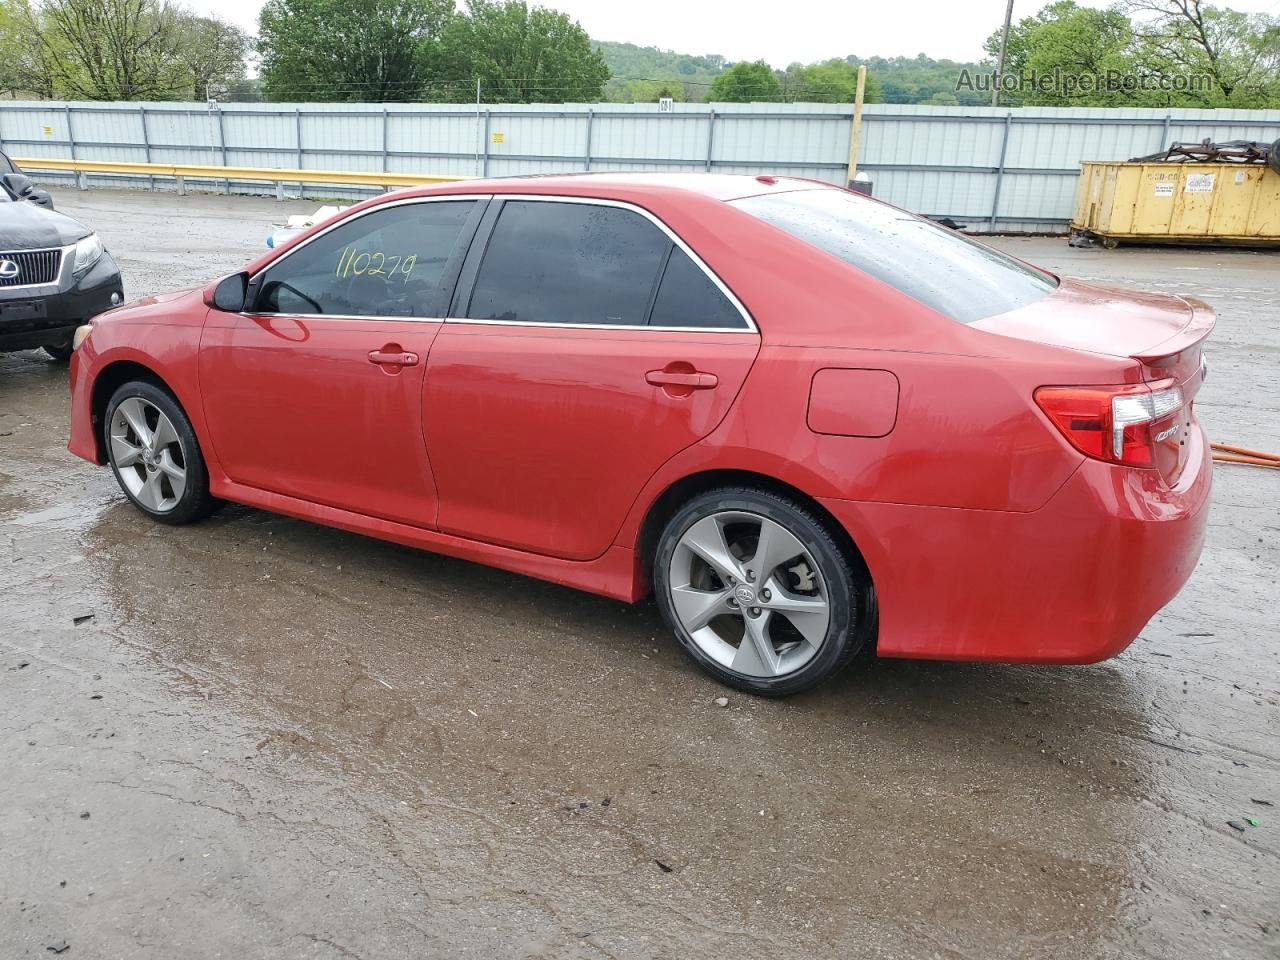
243, 173, 842, 278
399, 172, 840, 203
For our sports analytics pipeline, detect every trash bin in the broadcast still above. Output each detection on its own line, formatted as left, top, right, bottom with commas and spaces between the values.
1071, 160, 1280, 248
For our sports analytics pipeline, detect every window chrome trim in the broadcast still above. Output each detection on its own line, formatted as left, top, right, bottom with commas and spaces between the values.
452, 194, 757, 334
243, 192, 759, 334
247, 312, 447, 324
446, 317, 756, 334
243, 193, 491, 321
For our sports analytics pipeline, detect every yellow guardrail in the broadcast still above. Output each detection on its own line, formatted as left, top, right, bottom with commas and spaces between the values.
12, 157, 468, 192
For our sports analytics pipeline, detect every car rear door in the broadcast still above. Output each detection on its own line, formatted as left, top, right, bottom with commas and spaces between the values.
422, 196, 760, 561
199, 197, 485, 528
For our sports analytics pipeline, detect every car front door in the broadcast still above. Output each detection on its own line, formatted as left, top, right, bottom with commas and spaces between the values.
423, 197, 761, 561
199, 197, 485, 529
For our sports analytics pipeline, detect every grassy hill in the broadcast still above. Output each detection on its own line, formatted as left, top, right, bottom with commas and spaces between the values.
593, 41, 728, 101
856, 55, 990, 105
594, 41, 988, 105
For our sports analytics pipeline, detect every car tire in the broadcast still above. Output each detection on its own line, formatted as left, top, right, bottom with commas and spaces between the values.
42, 341, 73, 362
653, 487, 872, 697
104, 381, 217, 525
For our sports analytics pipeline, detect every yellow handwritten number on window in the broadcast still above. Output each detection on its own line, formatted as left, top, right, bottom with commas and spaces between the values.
335, 246, 417, 284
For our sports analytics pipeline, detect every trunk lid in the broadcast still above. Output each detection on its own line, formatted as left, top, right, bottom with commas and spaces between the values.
973, 277, 1211, 368
979, 277, 1214, 486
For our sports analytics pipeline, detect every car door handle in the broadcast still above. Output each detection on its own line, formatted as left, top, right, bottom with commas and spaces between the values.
368, 349, 419, 366
645, 370, 718, 389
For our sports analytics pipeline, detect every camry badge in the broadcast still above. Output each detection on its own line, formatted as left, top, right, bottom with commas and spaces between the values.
0, 259, 20, 281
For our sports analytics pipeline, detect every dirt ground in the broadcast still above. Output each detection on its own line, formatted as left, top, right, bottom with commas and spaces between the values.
2, 190, 1277, 960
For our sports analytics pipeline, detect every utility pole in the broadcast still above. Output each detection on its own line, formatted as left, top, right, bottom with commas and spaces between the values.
993, 0, 1015, 107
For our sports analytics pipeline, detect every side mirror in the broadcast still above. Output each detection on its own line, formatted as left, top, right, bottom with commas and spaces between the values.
2, 172, 36, 199
210, 272, 249, 312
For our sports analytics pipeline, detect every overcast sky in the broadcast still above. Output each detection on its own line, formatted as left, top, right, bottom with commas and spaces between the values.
193, 0, 1280, 65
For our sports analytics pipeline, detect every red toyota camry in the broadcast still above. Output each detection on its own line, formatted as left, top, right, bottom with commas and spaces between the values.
67, 174, 1213, 696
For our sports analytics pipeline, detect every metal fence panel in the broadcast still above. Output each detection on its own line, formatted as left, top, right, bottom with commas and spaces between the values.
2, 99, 1278, 231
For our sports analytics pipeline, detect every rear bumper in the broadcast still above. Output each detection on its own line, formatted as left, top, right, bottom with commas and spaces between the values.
0, 253, 121, 351
821, 426, 1212, 663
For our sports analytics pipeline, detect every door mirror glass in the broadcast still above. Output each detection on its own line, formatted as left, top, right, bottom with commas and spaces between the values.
211, 272, 248, 312
2, 172, 36, 199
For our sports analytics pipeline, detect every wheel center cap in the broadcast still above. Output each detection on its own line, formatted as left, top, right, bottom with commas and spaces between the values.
734, 584, 756, 606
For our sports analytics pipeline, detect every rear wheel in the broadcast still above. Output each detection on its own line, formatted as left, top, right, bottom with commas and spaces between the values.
653, 487, 870, 696
104, 381, 216, 525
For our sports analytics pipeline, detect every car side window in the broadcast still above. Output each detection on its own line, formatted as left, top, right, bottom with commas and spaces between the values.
649, 247, 745, 329
466, 200, 669, 326
254, 200, 476, 318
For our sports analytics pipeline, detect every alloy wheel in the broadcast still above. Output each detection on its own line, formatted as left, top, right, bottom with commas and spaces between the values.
109, 396, 187, 513
667, 510, 831, 678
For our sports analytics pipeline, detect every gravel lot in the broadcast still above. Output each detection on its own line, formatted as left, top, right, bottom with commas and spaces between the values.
2, 189, 1277, 959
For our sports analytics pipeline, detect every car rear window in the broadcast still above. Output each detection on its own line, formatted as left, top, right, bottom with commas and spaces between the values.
731, 189, 1056, 323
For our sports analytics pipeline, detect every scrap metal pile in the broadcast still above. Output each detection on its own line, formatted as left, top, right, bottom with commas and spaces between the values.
1130, 138, 1280, 175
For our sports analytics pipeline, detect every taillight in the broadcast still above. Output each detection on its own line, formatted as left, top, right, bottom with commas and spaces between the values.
1035, 380, 1184, 467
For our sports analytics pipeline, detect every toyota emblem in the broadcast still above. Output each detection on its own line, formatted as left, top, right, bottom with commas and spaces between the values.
0, 259, 20, 281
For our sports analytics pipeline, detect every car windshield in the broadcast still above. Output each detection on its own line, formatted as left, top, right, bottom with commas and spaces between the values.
731, 189, 1057, 323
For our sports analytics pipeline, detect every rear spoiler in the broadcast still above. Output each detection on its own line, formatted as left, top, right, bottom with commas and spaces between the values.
1131, 296, 1215, 365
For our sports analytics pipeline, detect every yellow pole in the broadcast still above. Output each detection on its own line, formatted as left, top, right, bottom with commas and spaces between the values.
846, 65, 867, 185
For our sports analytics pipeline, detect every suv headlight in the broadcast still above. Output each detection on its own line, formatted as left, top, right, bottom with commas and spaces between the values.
72, 233, 104, 277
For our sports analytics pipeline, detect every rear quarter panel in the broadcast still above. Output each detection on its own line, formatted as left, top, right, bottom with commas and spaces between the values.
611, 200, 1135, 541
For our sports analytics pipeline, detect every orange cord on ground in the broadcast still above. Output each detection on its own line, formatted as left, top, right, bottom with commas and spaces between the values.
1211, 442, 1280, 469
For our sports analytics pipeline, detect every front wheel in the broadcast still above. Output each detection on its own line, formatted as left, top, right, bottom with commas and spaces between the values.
653, 487, 872, 697
104, 381, 217, 525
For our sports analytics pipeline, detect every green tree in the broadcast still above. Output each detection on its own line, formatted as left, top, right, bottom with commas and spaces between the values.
35, 0, 195, 100
921, 90, 960, 105
3, 0, 248, 100
706, 60, 781, 102
852, 53, 989, 105
1127, 0, 1280, 106
781, 59, 883, 103
594, 40, 725, 101
258, 0, 453, 102
613, 78, 685, 103
984, 1, 1140, 105
442, 0, 608, 103
984, 0, 1280, 107
176, 14, 250, 100
0, 0, 48, 96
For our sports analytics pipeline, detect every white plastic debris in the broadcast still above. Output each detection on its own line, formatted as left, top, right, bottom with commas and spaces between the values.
266, 204, 349, 248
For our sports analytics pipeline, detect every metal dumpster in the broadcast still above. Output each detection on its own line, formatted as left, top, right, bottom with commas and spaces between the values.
1071, 160, 1280, 247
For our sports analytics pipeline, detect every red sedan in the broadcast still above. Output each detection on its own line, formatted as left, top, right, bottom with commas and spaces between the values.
67, 175, 1213, 696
